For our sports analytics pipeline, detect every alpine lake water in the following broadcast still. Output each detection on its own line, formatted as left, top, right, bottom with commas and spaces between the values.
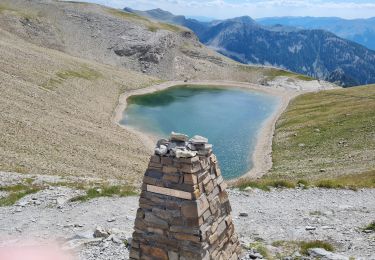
121, 85, 280, 179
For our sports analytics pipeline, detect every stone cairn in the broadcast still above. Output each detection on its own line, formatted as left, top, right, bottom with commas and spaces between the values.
130, 132, 241, 260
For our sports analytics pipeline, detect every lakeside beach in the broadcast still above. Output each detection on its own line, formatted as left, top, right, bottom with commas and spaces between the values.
113, 80, 315, 181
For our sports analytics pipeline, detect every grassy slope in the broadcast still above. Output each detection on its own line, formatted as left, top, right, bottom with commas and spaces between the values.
0, 28, 159, 185
107, 8, 183, 32
270, 85, 375, 183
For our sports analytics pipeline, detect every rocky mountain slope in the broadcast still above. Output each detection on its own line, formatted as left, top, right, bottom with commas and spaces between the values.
126, 8, 375, 87
257, 16, 375, 51
123, 7, 209, 40
0, 0, 281, 83
0, 27, 157, 185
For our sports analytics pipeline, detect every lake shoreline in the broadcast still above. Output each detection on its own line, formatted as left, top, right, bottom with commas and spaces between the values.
112, 80, 311, 182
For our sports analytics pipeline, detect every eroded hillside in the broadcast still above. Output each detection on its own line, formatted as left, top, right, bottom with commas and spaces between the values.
0, 0, 272, 82
0, 27, 160, 185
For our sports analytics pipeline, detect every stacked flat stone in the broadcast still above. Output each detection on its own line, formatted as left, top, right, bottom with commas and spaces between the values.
130, 132, 241, 260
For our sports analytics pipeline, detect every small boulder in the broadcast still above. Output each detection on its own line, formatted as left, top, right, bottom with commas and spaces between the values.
94, 226, 110, 238
308, 248, 349, 260
157, 139, 169, 147
305, 226, 316, 231
155, 145, 168, 155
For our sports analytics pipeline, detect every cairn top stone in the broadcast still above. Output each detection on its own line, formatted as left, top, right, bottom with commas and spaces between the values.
170, 131, 189, 142
154, 132, 212, 158
189, 135, 208, 145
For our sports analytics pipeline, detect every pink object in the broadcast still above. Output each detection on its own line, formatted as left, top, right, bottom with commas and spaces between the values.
0, 244, 74, 260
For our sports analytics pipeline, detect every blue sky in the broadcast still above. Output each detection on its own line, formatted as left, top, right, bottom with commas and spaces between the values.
81, 0, 375, 19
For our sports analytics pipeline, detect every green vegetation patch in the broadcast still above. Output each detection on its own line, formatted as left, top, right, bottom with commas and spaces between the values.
107, 8, 182, 32
249, 242, 271, 259
235, 170, 375, 191
314, 170, 375, 190
266, 68, 315, 81
0, 184, 41, 206
300, 240, 334, 255
0, 4, 19, 14
271, 85, 375, 181
272, 240, 334, 257
235, 178, 296, 191
56, 67, 102, 81
309, 210, 323, 216
70, 185, 138, 202
363, 221, 375, 232
0, 3, 39, 19
41, 66, 102, 90
0, 164, 29, 174
0, 4, 8, 13
62, 1, 91, 5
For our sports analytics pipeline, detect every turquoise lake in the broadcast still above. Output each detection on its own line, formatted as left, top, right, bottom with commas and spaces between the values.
121, 85, 280, 179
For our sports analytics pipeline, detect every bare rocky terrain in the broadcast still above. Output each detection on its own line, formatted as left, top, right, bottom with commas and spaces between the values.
0, 172, 374, 260
0, 0, 268, 82
0, 26, 159, 185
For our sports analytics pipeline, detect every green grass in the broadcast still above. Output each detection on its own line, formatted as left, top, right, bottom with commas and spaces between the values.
234, 170, 375, 190
266, 68, 315, 81
0, 4, 18, 14
300, 240, 334, 255
235, 178, 296, 191
271, 85, 375, 182
70, 185, 138, 202
0, 164, 30, 174
107, 8, 182, 32
0, 4, 7, 13
56, 67, 102, 81
249, 242, 271, 259
272, 240, 334, 257
309, 210, 323, 216
62, 1, 91, 5
42, 66, 102, 90
0, 184, 41, 206
0, 3, 39, 19
363, 221, 375, 232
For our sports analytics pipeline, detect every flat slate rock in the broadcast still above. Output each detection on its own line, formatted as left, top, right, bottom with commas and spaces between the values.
170, 131, 189, 142
189, 135, 208, 145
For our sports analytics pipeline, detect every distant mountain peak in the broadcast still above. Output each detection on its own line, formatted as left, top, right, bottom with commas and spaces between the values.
122, 7, 375, 86
148, 8, 173, 15
227, 16, 256, 24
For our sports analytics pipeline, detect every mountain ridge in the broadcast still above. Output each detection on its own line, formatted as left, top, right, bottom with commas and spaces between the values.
257, 16, 375, 51
125, 7, 375, 87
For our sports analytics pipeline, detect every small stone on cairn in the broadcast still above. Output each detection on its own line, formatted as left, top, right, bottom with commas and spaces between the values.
129, 132, 241, 260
